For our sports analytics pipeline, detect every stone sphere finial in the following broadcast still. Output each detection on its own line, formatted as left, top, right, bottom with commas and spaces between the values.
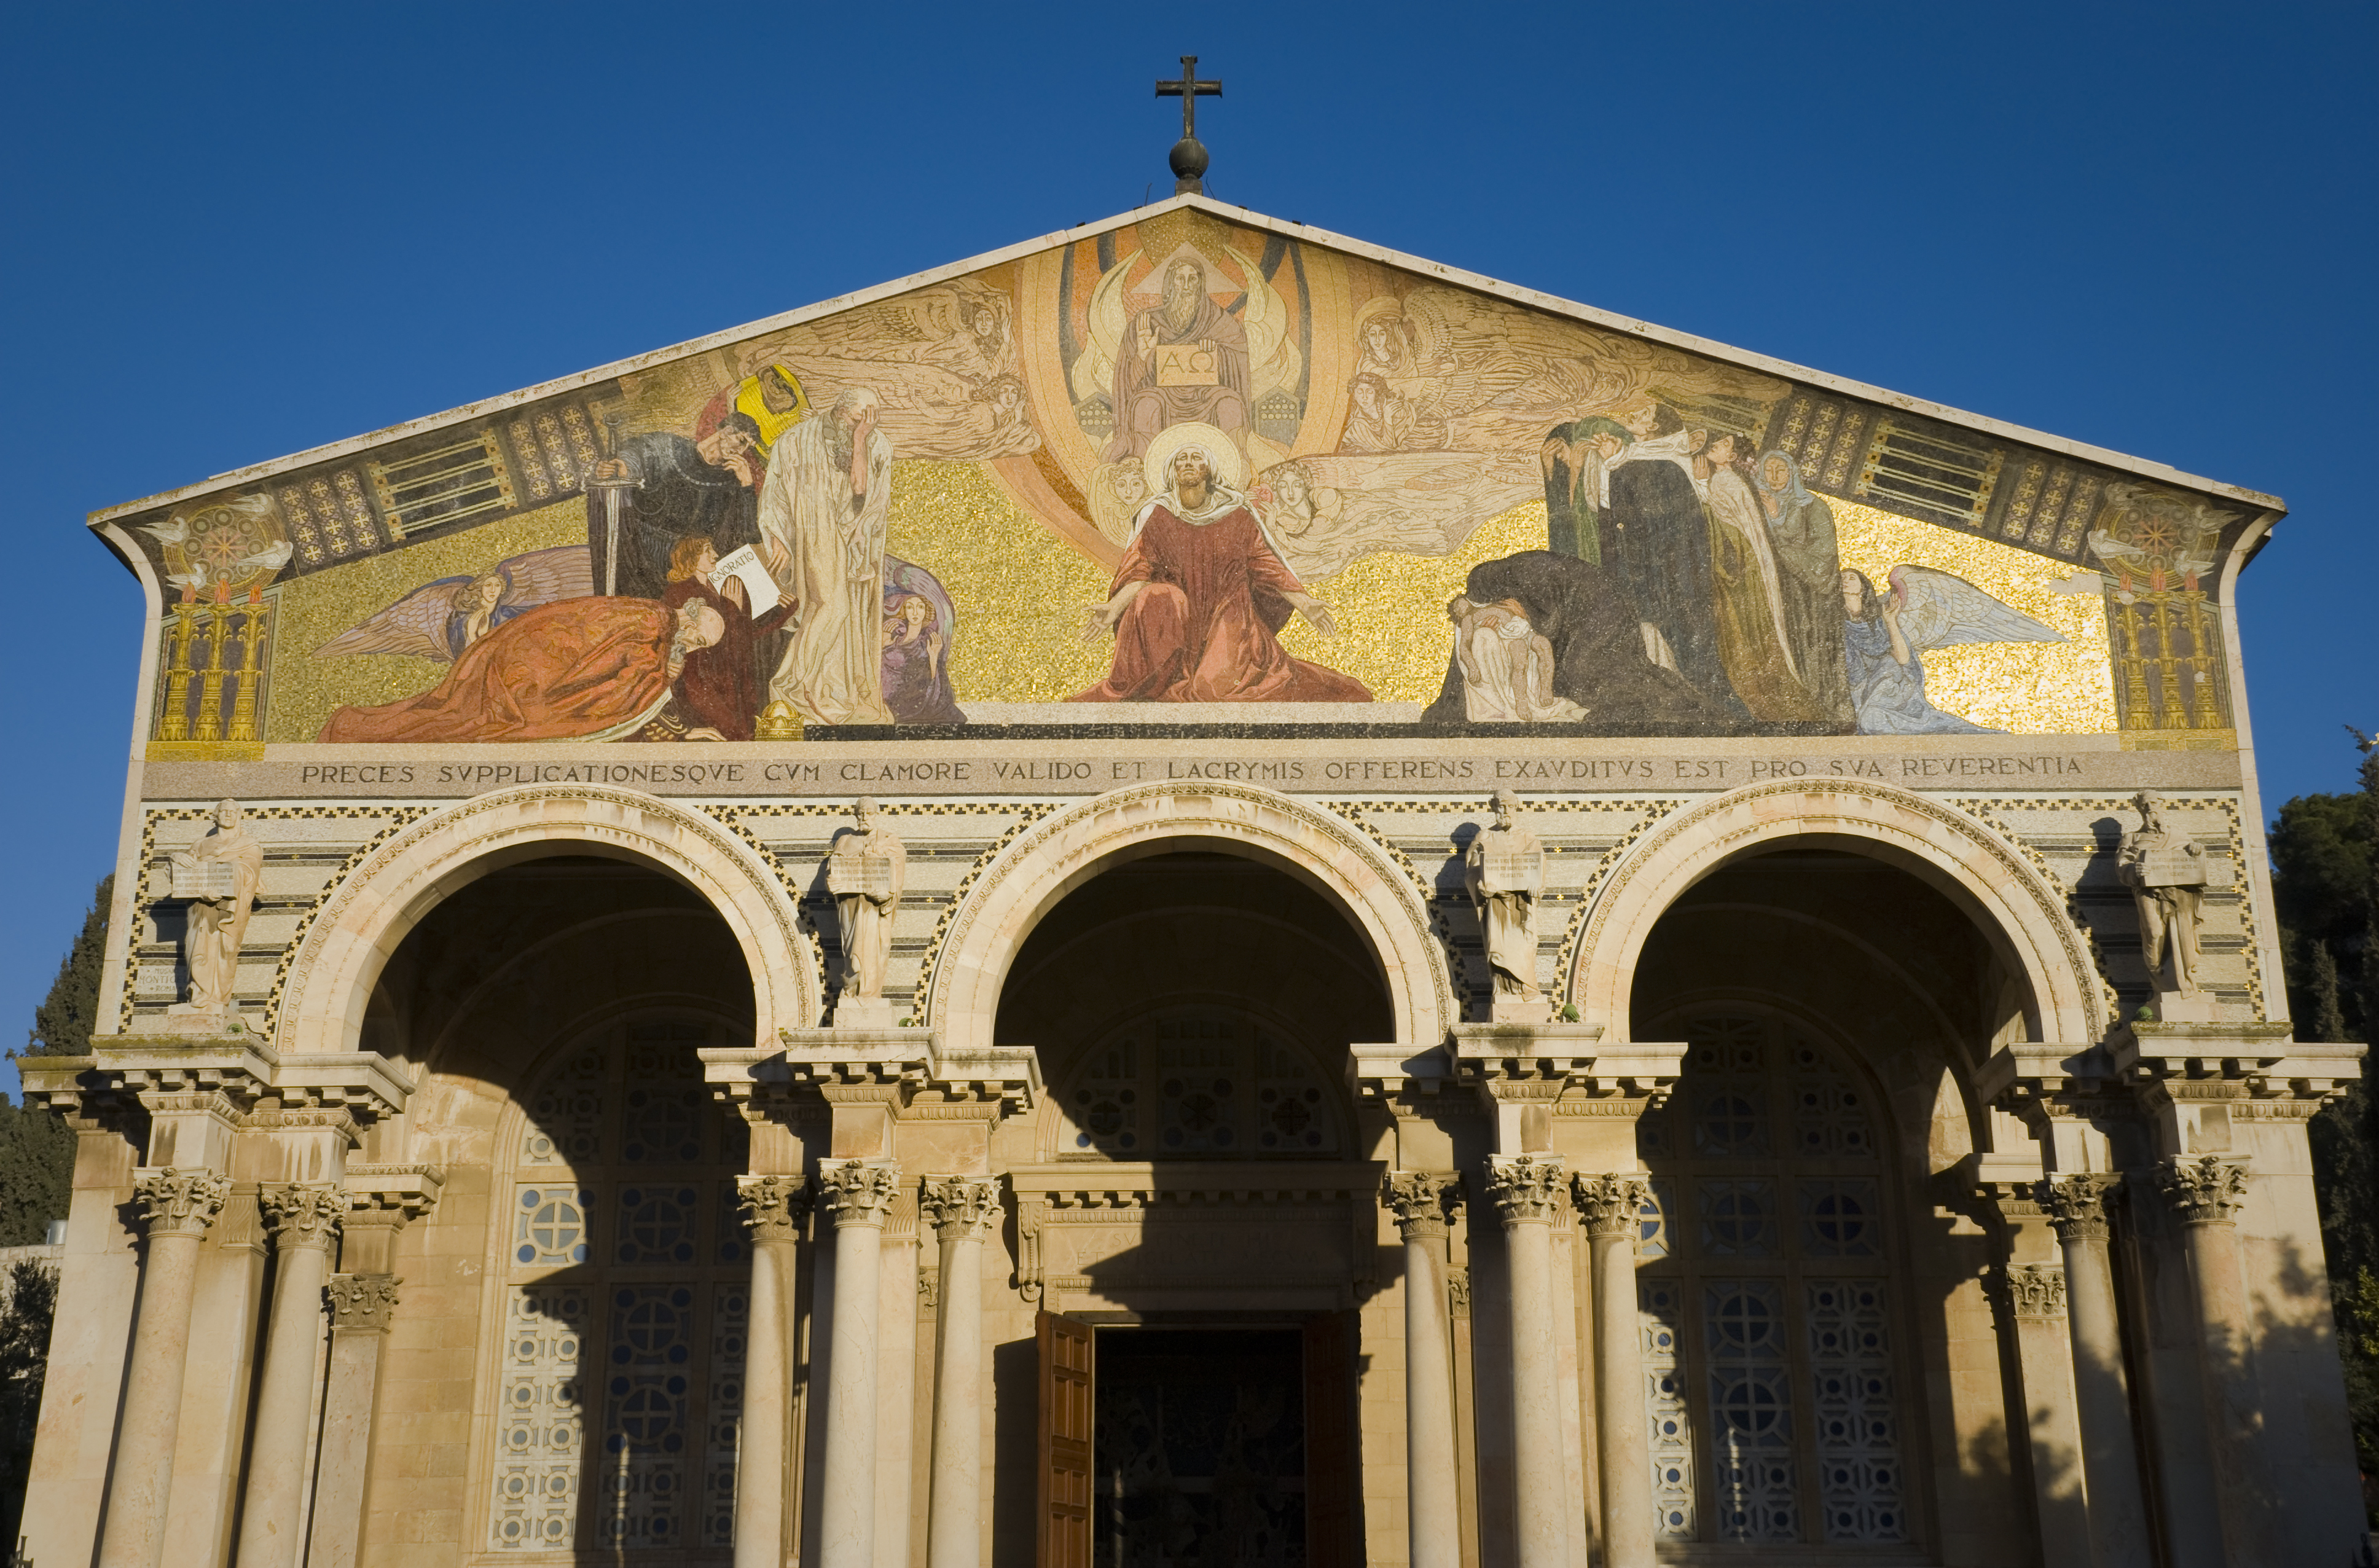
1169, 136, 1210, 182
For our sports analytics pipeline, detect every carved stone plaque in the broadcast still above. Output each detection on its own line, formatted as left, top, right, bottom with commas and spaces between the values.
827, 854, 896, 898
171, 860, 237, 899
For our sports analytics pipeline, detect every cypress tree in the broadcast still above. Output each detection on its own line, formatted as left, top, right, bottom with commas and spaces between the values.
0, 874, 113, 1249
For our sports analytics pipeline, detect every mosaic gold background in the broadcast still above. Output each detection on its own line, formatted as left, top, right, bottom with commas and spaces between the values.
1833, 500, 2115, 734
267, 500, 589, 743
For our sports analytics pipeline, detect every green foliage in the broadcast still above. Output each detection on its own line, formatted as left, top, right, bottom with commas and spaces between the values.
0, 1260, 58, 1550
26, 874, 112, 1057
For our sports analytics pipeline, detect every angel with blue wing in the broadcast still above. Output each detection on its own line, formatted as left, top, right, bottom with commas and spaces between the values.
1840, 565, 2064, 734
312, 546, 594, 662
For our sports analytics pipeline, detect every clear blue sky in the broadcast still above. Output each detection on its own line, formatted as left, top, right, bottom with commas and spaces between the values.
3, 2, 2372, 1086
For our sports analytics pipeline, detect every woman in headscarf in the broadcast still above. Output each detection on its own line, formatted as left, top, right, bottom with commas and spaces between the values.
880, 591, 964, 725
1703, 432, 1825, 721
1755, 451, 1855, 728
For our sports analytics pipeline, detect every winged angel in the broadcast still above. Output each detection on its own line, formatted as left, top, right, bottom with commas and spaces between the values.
1840, 565, 2064, 734
314, 546, 594, 661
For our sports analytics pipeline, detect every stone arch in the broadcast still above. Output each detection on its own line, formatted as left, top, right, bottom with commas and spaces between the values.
925, 781, 1454, 1054
1567, 779, 2106, 1043
273, 785, 821, 1054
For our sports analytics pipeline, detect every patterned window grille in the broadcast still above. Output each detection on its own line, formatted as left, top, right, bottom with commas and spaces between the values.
367, 428, 517, 538
1052, 1003, 1343, 1158
1631, 1014, 1911, 1547
490, 1017, 750, 1554
1858, 420, 2004, 530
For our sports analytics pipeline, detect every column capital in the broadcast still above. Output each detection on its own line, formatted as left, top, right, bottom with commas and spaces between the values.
2003, 1262, 2069, 1321
134, 1166, 230, 1239
2153, 1154, 2250, 1226
917, 1175, 1003, 1242
260, 1181, 345, 1251
324, 1272, 401, 1333
1382, 1171, 1460, 1239
1483, 1153, 1569, 1226
2039, 1172, 2122, 1242
1570, 1172, 1652, 1239
818, 1158, 903, 1229
737, 1173, 814, 1243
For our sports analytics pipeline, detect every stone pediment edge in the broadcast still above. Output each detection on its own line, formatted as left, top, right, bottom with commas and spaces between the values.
88, 195, 2278, 530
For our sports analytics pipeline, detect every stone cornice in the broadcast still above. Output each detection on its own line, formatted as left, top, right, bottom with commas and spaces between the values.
1007, 1161, 1385, 1209
2116, 1024, 2359, 1109
701, 1030, 1040, 1120
343, 1163, 445, 1228
1446, 1026, 1685, 1110
18, 1040, 413, 1125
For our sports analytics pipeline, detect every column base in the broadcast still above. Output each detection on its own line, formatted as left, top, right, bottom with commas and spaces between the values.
831, 995, 899, 1029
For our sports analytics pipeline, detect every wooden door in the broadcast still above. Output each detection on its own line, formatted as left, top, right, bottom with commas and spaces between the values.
1037, 1311, 1095, 1568
1304, 1309, 1362, 1568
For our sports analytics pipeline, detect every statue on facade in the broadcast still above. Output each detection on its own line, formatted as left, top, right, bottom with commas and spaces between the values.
1465, 788, 1547, 1019
165, 797, 264, 1033
2117, 790, 2209, 1013
827, 796, 907, 1026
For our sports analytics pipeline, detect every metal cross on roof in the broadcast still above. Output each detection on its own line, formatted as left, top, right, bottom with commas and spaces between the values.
1154, 56, 1223, 195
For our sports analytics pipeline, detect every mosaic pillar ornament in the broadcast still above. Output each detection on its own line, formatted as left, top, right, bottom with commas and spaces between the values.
816, 1160, 901, 1568
1384, 1174, 1462, 1568
1484, 1154, 1569, 1568
2152, 1157, 2276, 1568
919, 1177, 1001, 1568
99, 1169, 230, 1568
1575, 1174, 1655, 1568
732, 1175, 810, 1568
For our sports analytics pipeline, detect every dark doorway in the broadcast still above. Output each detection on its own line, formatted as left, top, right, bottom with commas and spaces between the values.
1093, 1330, 1307, 1568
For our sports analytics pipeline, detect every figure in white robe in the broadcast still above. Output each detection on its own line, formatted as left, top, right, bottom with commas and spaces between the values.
760, 387, 896, 725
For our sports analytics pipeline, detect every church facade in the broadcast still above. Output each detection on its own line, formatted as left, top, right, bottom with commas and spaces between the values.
20, 194, 2362, 1568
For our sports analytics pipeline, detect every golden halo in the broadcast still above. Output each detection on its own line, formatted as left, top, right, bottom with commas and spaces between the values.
1141, 422, 1248, 497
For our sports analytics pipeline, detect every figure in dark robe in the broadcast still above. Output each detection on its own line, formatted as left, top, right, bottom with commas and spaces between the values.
319, 597, 723, 743
589, 414, 763, 600
1539, 415, 1631, 562
656, 537, 797, 741
1073, 445, 1370, 704
879, 557, 966, 724
1104, 259, 1252, 461
1598, 406, 1733, 712
1421, 551, 1721, 729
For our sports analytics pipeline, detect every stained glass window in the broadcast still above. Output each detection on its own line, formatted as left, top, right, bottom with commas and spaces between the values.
490, 1017, 750, 1554
1631, 1013, 1911, 1547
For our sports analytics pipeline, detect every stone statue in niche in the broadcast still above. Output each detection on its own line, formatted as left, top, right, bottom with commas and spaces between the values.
2117, 790, 2224, 1020
1465, 788, 1548, 1021
828, 796, 907, 1027
164, 797, 264, 1034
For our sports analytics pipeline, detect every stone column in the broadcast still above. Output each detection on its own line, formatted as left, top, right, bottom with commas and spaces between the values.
1484, 1154, 1569, 1568
2040, 1175, 2152, 1568
919, 1177, 1002, 1568
817, 1159, 902, 1568
1573, 1175, 1652, 1568
231, 1183, 345, 1568
306, 1272, 401, 1568
98, 1168, 230, 1568
1384, 1174, 1462, 1568
736, 1175, 812, 1568
2154, 1156, 2275, 1568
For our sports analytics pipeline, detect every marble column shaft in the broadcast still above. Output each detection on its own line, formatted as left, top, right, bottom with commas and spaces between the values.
305, 1272, 402, 1568
1485, 1155, 1570, 1568
232, 1183, 345, 1568
98, 1169, 230, 1568
2040, 1176, 2152, 1568
1384, 1174, 1463, 1568
2155, 1156, 2275, 1568
920, 1177, 1002, 1568
1574, 1175, 1653, 1568
817, 1160, 901, 1568
735, 1175, 812, 1568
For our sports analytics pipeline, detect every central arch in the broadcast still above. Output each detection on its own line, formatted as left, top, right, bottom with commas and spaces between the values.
923, 781, 1454, 1054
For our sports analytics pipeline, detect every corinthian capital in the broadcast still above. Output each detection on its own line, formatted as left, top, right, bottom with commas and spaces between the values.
1572, 1173, 1652, 1239
817, 1159, 903, 1229
919, 1175, 1003, 1242
1483, 1154, 1569, 1226
2039, 1173, 2121, 1243
1382, 1172, 1459, 1239
260, 1182, 345, 1252
2155, 1156, 2250, 1226
135, 1168, 230, 1239
736, 1174, 814, 1244
324, 1272, 401, 1332
2004, 1263, 2068, 1320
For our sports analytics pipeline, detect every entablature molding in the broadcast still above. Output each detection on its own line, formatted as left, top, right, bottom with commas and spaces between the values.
20, 1038, 414, 1129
